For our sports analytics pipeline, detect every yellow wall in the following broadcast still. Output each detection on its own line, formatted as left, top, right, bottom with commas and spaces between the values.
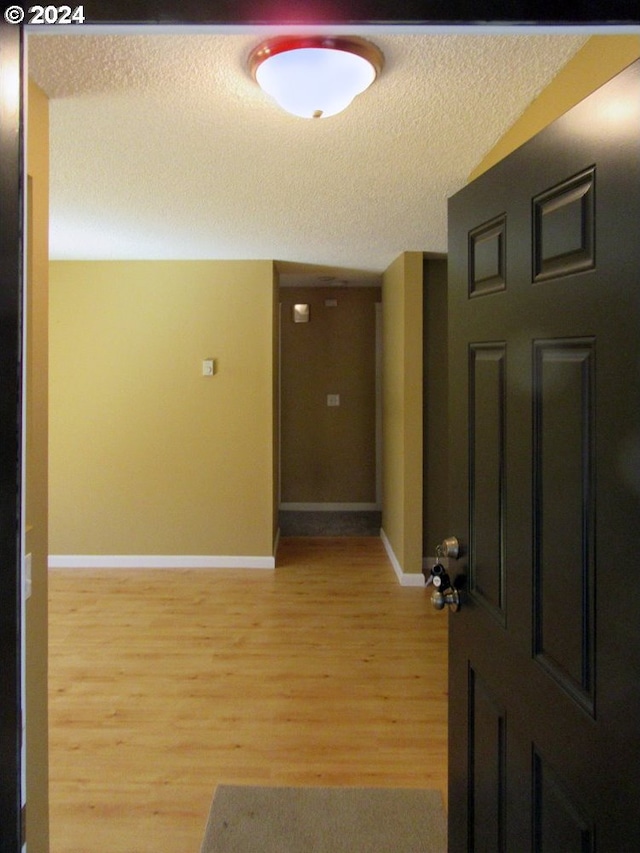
471, 35, 640, 180
49, 261, 277, 561
382, 252, 423, 574
279, 286, 381, 504
26, 78, 50, 852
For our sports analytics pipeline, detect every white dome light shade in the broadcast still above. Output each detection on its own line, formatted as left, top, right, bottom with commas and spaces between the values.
249, 37, 383, 119
256, 47, 375, 118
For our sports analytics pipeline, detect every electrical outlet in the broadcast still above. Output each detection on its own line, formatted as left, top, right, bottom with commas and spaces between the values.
327, 394, 340, 407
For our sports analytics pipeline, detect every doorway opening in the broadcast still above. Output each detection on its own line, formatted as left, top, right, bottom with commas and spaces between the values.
278, 281, 382, 535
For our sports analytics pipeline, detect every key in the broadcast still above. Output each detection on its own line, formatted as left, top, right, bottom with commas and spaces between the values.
425, 561, 445, 587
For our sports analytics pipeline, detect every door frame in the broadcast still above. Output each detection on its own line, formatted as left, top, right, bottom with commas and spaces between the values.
2, 3, 637, 847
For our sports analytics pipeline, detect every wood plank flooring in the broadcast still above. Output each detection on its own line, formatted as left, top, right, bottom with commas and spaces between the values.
48, 537, 448, 853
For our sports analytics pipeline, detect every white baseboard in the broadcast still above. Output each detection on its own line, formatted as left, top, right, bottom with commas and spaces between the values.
380, 529, 426, 587
279, 502, 381, 511
48, 554, 276, 570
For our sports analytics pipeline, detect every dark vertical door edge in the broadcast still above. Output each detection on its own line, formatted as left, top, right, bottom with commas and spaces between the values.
0, 19, 23, 853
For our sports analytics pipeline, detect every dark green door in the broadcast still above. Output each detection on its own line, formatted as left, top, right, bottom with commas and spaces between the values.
447, 60, 640, 851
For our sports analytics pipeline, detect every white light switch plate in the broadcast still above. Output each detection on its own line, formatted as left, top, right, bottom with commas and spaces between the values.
327, 394, 340, 407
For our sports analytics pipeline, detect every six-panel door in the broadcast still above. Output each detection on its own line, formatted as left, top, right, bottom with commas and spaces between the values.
447, 60, 640, 852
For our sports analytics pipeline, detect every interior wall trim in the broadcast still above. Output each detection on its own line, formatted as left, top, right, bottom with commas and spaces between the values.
48, 555, 275, 570
380, 529, 425, 587
273, 528, 280, 560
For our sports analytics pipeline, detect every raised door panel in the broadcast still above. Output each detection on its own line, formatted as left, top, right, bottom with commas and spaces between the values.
533, 339, 596, 714
468, 667, 506, 853
469, 343, 506, 621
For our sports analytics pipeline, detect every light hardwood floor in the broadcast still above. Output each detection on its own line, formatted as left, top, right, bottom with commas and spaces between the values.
48, 537, 448, 852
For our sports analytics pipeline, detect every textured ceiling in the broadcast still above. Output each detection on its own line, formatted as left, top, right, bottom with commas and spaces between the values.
27, 31, 587, 282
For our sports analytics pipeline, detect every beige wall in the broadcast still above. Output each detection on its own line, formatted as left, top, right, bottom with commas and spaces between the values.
382, 252, 423, 574
279, 286, 381, 505
471, 35, 640, 180
26, 78, 50, 852
49, 261, 277, 560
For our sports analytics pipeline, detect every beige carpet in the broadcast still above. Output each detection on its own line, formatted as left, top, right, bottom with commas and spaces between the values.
200, 785, 447, 852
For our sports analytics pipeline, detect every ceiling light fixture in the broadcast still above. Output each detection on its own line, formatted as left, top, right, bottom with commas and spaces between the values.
249, 36, 384, 119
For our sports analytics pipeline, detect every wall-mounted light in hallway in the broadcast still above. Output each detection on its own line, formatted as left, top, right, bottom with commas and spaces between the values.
293, 304, 310, 323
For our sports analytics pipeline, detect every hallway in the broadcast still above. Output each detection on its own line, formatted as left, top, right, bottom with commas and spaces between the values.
48, 537, 448, 852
